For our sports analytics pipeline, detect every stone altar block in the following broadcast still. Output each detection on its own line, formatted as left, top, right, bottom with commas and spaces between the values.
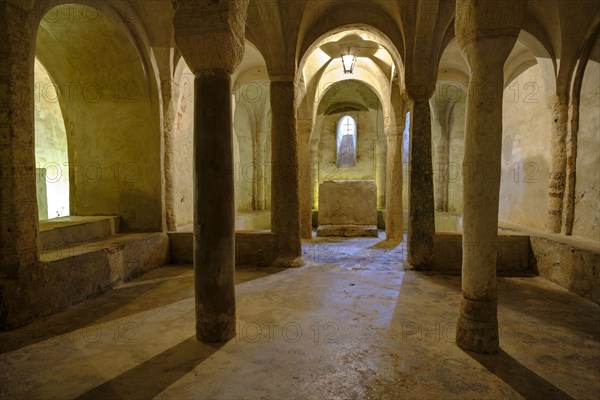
317, 180, 378, 237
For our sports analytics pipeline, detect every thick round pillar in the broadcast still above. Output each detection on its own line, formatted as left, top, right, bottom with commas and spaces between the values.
547, 94, 569, 233
193, 70, 236, 342
455, 0, 525, 355
270, 81, 304, 267
407, 97, 435, 268
456, 64, 505, 354
385, 125, 404, 241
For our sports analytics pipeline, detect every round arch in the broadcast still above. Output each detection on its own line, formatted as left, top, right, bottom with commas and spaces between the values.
34, 3, 163, 231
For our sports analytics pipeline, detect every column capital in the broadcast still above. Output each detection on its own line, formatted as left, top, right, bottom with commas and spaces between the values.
173, 0, 248, 73
455, 0, 526, 65
403, 82, 436, 103
297, 118, 313, 131
384, 124, 403, 137
269, 75, 296, 83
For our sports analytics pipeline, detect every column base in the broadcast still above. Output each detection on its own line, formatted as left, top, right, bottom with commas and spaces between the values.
407, 237, 434, 269
273, 256, 306, 268
456, 295, 499, 354
405, 257, 432, 271
456, 316, 499, 354
196, 317, 236, 343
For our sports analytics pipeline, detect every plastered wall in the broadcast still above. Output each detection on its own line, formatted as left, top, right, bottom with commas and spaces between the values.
573, 36, 600, 242
173, 67, 194, 229
499, 64, 552, 231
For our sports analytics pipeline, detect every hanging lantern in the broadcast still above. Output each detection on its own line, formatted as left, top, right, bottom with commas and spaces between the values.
341, 47, 356, 74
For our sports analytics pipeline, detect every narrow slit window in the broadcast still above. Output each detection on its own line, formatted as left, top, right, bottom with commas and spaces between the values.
336, 115, 357, 168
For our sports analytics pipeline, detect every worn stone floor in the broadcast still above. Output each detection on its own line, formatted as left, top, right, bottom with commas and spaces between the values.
1, 234, 599, 400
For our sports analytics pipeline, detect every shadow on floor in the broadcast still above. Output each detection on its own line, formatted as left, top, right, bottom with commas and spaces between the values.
0, 266, 283, 355
466, 349, 575, 400
0, 275, 187, 355
414, 272, 600, 339
74, 336, 222, 400
368, 239, 404, 250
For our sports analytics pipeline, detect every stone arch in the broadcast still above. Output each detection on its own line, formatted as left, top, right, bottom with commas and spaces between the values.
297, 24, 401, 127
297, 5, 404, 71
34, 2, 163, 231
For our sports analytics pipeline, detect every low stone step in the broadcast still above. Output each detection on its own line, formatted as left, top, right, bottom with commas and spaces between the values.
39, 216, 120, 251
36, 233, 169, 319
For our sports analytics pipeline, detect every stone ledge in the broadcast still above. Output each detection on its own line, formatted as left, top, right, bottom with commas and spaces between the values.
316, 225, 379, 237
168, 231, 278, 266
498, 221, 600, 305
39, 216, 120, 251
1, 233, 169, 330
430, 232, 531, 272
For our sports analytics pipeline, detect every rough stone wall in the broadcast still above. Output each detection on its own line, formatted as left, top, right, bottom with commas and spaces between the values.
499, 64, 552, 231
573, 37, 600, 242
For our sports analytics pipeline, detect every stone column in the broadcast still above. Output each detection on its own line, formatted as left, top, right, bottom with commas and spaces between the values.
154, 47, 179, 231
431, 100, 455, 212
405, 86, 436, 268
311, 136, 320, 210
455, 0, 524, 354
547, 94, 569, 233
270, 79, 304, 266
298, 118, 313, 239
253, 131, 267, 210
385, 122, 405, 241
173, 0, 248, 343
376, 133, 387, 211
193, 70, 236, 341
562, 98, 579, 235
0, 2, 38, 281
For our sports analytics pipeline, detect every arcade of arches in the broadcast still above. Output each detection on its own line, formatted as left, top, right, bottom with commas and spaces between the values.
1, 1, 599, 398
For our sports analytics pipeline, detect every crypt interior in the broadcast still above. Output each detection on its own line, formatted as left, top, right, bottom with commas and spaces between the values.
1, 0, 599, 399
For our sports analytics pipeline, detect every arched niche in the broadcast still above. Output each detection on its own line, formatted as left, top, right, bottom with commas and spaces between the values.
312, 80, 386, 209
171, 40, 272, 231
34, 3, 162, 231
436, 30, 557, 232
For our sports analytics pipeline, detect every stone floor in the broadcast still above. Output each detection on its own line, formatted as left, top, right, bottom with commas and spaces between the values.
1, 234, 599, 400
